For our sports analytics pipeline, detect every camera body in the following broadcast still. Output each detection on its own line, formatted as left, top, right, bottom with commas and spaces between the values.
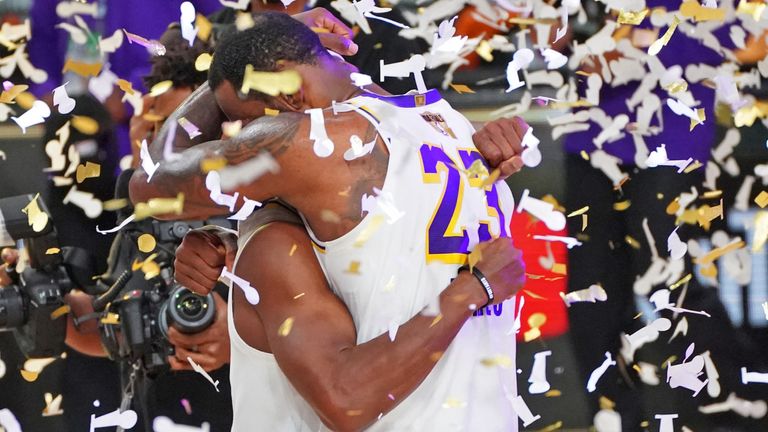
96, 217, 217, 374
0, 194, 94, 357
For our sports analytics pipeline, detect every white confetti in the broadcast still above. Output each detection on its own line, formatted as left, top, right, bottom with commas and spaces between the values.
306, 108, 335, 158
533, 235, 581, 249
561, 284, 607, 307
516, 189, 566, 231
380, 54, 427, 93
587, 351, 615, 393
505, 49, 534, 92
221, 266, 259, 305
528, 350, 552, 394
0, 409, 21, 432
89, 407, 138, 431
140, 139, 160, 182
180, 2, 198, 46
205, 171, 240, 212
187, 356, 220, 392
218, 152, 279, 192
96, 214, 135, 235
11, 100, 50, 134
228, 197, 262, 221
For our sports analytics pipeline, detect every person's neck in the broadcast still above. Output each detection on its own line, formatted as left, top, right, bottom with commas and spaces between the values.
301, 59, 373, 107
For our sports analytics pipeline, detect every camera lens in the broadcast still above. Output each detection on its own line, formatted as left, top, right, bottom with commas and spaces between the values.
0, 285, 27, 328
161, 285, 215, 335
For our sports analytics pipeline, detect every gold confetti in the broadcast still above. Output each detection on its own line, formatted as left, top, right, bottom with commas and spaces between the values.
116, 79, 135, 95
669, 273, 692, 290
222, 120, 242, 138
75, 161, 101, 183
133, 194, 184, 221
648, 15, 680, 56
753, 211, 768, 252
235, 11, 255, 30
666, 198, 680, 215
581, 214, 588, 231
467, 247, 482, 272
430, 314, 443, 328
690, 108, 706, 131
310, 26, 330, 34
49, 305, 70, 320
344, 261, 361, 274
71, 115, 99, 135
697, 199, 723, 227
201, 157, 227, 173
450, 84, 475, 94
143, 113, 164, 122
633, 312, 643, 320
62, 58, 102, 77
663, 79, 688, 94
702, 190, 723, 199
101, 313, 120, 325
194, 53, 213, 71
480, 354, 513, 368
523, 289, 548, 300
429, 351, 444, 362
640, 421, 650, 428
354, 215, 385, 247
278, 317, 295, 337
22, 193, 49, 232
680, 0, 726, 21
475, 40, 494, 62
551, 263, 567, 275
20, 370, 39, 382
536, 421, 563, 432
346, 409, 363, 416
442, 398, 467, 408
737, 0, 766, 21
524, 313, 547, 342
544, 390, 562, 397
42, 393, 64, 417
149, 80, 174, 97
613, 200, 631, 211
599, 396, 615, 410
694, 240, 746, 265
580, 150, 590, 160
321, 209, 342, 224
0, 84, 28, 104
139, 254, 161, 279
567, 206, 589, 217
289, 243, 298, 256
264, 107, 280, 116
701, 263, 718, 278
103, 198, 128, 211
137, 234, 156, 253
46, 248, 60, 255
293, 292, 305, 300
617, 9, 648, 25
15, 91, 36, 109
625, 235, 641, 249
481, 169, 501, 188
196, 14, 212, 41
734, 102, 768, 127
755, 191, 768, 208
240, 65, 301, 97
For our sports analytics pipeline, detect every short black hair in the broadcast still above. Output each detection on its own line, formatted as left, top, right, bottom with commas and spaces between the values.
143, 25, 211, 90
208, 12, 328, 96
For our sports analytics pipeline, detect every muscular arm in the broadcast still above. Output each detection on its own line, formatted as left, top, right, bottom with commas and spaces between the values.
233, 223, 487, 431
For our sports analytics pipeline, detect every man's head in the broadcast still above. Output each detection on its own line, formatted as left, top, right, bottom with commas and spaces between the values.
209, 12, 352, 123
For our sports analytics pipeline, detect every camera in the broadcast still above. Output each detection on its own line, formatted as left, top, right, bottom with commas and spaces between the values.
95, 215, 218, 374
0, 194, 97, 357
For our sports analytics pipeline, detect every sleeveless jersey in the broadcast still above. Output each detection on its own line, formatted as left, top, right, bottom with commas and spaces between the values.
229, 91, 519, 431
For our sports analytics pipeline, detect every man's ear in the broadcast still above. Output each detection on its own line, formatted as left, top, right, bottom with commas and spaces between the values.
273, 89, 305, 113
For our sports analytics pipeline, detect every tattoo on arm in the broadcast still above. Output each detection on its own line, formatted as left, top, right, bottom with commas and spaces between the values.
221, 114, 301, 164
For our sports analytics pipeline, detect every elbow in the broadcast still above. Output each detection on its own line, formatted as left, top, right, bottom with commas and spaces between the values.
128, 169, 151, 206
314, 386, 376, 432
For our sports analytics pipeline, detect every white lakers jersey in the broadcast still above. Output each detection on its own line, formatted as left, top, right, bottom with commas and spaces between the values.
229, 90, 519, 432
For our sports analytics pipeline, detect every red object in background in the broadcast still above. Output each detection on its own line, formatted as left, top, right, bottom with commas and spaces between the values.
510, 211, 570, 341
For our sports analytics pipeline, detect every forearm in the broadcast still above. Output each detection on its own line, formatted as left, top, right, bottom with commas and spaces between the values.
64, 291, 107, 357
319, 273, 484, 430
147, 83, 226, 160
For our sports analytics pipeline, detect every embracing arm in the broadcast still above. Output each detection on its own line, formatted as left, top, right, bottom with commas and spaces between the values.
235, 223, 492, 432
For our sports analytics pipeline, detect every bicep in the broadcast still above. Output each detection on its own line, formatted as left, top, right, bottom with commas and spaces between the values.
234, 224, 357, 402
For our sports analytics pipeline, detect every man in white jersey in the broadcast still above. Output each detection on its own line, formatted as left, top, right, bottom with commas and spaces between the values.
131, 12, 528, 431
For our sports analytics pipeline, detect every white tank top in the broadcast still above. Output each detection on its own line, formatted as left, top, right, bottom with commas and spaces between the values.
230, 91, 519, 431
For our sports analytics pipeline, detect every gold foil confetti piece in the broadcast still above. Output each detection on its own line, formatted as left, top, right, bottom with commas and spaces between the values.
702, 190, 723, 199
468, 247, 482, 272
71, 115, 99, 135
690, 108, 706, 131
133, 194, 184, 221
264, 107, 279, 116
200, 157, 227, 173
599, 396, 615, 410
0, 84, 28, 104
116, 79, 135, 95
142, 112, 164, 122
640, 421, 650, 427
429, 351, 444, 362
196, 14, 212, 41
580, 150, 590, 160
581, 214, 588, 231
42, 393, 64, 417
430, 314, 443, 328
344, 261, 361, 274
289, 244, 297, 256
346, 409, 363, 416
683, 160, 703, 173
663, 79, 688, 94
240, 65, 301, 97
475, 40, 494, 62
544, 390, 562, 398
137, 234, 156, 253
481, 169, 501, 188
507, 17, 558, 25
737, 0, 766, 21
321, 209, 341, 224
103, 198, 128, 211
648, 15, 680, 56
278, 317, 294, 337
694, 240, 746, 265
567, 206, 590, 217
194, 53, 213, 72
680, 0, 726, 21
551, 263, 567, 275
20, 369, 39, 382
353, 214, 384, 247
524, 313, 547, 342
697, 199, 723, 226
614, 200, 631, 211
669, 273, 692, 290
149, 80, 173, 97
15, 91, 36, 109
101, 313, 120, 325
235, 11, 255, 30
753, 211, 767, 252
536, 421, 563, 432
618, 9, 649, 25
140, 254, 161, 280
293, 292, 305, 300
633, 312, 643, 320
667, 198, 681, 214
701, 263, 718, 278
523, 290, 548, 300
75, 161, 101, 183
442, 398, 467, 408
61, 58, 102, 77
22, 193, 49, 232
46, 248, 60, 255
221, 120, 242, 138
449, 84, 475, 94
625, 235, 641, 249
49, 305, 70, 320
310, 26, 330, 34
480, 354, 513, 368
755, 191, 768, 208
